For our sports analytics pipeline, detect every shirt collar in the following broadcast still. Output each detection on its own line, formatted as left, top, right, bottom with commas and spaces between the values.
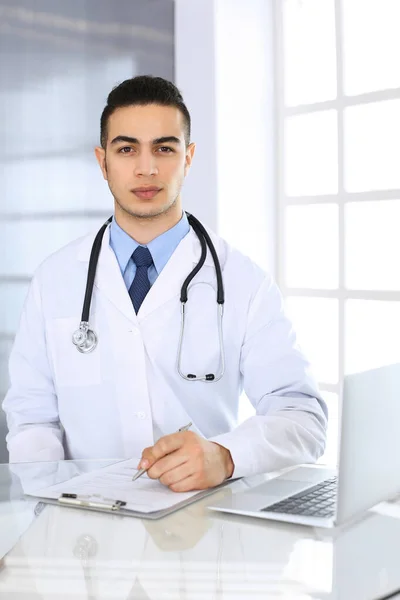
147, 212, 190, 274
109, 212, 190, 276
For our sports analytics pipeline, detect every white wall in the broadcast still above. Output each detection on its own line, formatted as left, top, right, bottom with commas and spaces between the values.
174, 0, 276, 274
174, 0, 219, 230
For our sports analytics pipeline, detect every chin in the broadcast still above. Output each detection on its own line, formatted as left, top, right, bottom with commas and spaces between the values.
131, 208, 165, 219
126, 199, 177, 220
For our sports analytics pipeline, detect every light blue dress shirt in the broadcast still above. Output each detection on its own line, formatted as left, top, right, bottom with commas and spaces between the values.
109, 212, 190, 290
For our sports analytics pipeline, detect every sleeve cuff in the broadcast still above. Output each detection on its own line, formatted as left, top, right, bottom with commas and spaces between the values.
7, 427, 65, 464
210, 420, 265, 479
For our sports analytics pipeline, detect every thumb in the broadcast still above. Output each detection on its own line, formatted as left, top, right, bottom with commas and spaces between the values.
137, 447, 156, 470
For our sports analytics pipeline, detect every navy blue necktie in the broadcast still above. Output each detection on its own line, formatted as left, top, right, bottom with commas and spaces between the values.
129, 246, 153, 313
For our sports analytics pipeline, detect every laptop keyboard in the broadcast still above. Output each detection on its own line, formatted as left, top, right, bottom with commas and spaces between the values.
261, 476, 337, 518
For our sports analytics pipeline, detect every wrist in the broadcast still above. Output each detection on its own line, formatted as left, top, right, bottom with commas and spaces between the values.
213, 442, 234, 479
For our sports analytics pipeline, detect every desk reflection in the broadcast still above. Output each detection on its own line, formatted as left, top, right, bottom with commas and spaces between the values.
0, 461, 400, 599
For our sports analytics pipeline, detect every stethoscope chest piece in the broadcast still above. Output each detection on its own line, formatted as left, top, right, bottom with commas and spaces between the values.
72, 322, 98, 354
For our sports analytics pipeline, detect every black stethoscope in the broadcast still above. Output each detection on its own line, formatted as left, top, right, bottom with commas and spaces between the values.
72, 212, 225, 382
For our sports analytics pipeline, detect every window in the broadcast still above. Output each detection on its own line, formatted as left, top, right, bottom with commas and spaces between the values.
277, 0, 400, 465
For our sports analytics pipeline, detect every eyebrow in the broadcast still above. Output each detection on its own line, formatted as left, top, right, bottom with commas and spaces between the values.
110, 135, 181, 146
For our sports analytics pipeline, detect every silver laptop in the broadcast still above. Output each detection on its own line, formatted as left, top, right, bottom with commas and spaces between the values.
209, 363, 400, 528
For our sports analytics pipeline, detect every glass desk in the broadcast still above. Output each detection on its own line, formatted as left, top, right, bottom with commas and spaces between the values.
0, 459, 400, 599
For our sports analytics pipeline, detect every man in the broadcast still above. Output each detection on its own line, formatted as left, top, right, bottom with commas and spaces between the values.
3, 76, 327, 492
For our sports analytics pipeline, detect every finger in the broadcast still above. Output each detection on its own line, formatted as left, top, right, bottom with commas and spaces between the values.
137, 446, 157, 470
149, 431, 191, 462
146, 451, 189, 480
158, 461, 195, 487
169, 474, 201, 493
138, 431, 195, 470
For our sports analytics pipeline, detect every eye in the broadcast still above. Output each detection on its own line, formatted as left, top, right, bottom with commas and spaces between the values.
157, 146, 174, 153
119, 146, 134, 154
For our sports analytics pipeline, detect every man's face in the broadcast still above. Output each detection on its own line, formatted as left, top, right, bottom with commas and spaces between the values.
95, 104, 195, 219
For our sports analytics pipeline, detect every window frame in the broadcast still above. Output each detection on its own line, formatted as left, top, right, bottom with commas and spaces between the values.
275, 0, 400, 459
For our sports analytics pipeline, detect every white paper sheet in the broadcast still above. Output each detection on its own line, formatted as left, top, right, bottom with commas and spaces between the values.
25, 458, 200, 514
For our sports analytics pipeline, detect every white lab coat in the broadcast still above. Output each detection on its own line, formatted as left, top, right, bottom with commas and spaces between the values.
3, 223, 327, 477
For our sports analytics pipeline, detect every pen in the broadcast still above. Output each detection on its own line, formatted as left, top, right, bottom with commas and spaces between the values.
132, 422, 192, 482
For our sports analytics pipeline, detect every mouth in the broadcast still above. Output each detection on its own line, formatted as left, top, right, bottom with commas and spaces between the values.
131, 187, 162, 200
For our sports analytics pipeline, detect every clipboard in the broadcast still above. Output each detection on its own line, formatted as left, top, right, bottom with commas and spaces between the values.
30, 482, 235, 520
25, 458, 237, 520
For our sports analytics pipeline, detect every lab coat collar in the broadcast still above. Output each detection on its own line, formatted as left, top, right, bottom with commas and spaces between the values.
77, 225, 136, 323
76, 223, 220, 323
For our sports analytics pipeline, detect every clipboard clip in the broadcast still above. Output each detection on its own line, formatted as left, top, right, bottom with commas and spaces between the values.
59, 493, 127, 512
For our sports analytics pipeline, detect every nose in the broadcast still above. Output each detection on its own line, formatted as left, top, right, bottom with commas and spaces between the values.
134, 151, 158, 177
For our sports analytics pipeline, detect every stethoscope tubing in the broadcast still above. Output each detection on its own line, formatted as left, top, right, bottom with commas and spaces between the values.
73, 212, 225, 380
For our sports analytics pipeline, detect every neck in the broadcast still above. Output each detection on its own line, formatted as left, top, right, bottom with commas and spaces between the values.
114, 202, 183, 244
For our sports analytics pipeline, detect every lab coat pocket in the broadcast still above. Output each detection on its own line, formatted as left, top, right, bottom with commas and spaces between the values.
46, 316, 102, 388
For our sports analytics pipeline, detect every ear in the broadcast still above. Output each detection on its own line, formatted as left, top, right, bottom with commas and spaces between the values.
94, 146, 108, 180
184, 142, 196, 177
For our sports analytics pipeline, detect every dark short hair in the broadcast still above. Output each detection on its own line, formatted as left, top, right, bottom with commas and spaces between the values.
100, 75, 191, 149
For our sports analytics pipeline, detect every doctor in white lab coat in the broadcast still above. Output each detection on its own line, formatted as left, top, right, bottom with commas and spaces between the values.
3, 75, 327, 491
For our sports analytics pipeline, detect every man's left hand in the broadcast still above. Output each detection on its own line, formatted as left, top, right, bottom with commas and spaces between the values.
137, 431, 234, 492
